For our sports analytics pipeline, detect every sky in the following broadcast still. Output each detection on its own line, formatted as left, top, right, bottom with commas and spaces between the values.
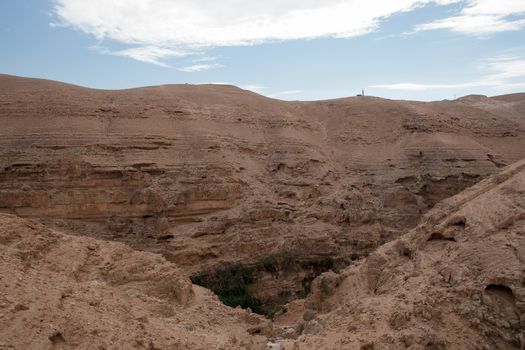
1, 0, 525, 101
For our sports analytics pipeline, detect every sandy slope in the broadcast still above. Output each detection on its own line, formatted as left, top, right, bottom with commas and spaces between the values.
274, 159, 525, 349
0, 214, 269, 350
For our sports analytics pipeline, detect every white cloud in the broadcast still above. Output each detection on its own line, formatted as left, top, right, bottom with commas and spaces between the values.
53, 0, 461, 65
111, 46, 189, 67
239, 85, 266, 94
415, 0, 525, 34
482, 56, 525, 80
90, 44, 189, 67
268, 89, 304, 98
177, 63, 223, 72
279, 90, 303, 95
370, 56, 525, 91
192, 56, 219, 63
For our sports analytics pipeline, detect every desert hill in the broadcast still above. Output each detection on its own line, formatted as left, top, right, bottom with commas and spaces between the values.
1, 74, 524, 317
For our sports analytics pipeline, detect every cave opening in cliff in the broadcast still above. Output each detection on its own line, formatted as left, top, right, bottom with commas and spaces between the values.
483, 284, 516, 305
190, 253, 345, 318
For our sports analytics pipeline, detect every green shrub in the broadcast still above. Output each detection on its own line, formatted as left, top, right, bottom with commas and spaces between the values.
191, 263, 263, 314
320, 277, 331, 295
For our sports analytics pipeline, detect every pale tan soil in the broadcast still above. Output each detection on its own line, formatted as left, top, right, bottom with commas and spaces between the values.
0, 214, 269, 350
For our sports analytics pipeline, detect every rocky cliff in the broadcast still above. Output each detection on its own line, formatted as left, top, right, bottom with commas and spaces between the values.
1, 74, 524, 315
2, 159, 524, 349
274, 159, 525, 349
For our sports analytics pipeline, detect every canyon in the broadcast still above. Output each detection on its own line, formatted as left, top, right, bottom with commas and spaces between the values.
0, 74, 524, 349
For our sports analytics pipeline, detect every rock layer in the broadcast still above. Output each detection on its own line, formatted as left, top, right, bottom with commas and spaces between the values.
1, 74, 525, 313
2, 160, 524, 349
274, 159, 525, 349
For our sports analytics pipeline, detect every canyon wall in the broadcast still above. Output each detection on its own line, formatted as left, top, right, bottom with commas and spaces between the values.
1, 75, 524, 313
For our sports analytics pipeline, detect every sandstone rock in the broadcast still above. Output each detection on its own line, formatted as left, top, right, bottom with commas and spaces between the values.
1, 75, 524, 283
0, 214, 266, 349
280, 160, 525, 349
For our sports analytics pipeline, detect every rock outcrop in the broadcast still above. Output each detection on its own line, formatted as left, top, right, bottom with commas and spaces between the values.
0, 214, 269, 349
274, 159, 525, 349
1, 74, 525, 314
2, 159, 524, 349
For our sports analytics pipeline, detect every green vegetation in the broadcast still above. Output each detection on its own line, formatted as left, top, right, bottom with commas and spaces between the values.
191, 253, 339, 318
320, 277, 331, 295
191, 263, 263, 314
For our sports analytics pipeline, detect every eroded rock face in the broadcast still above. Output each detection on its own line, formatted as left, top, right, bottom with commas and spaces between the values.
190, 254, 345, 317
0, 214, 269, 349
274, 160, 525, 350
1, 74, 525, 313
2, 161, 524, 349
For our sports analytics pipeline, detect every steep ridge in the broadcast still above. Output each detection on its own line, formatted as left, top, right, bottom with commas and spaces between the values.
1, 74, 524, 314
273, 159, 525, 349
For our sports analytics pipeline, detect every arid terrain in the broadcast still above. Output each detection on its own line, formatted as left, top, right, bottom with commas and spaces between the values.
0, 74, 524, 349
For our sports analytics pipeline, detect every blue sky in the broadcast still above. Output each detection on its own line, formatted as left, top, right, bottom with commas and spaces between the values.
1, 0, 525, 101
